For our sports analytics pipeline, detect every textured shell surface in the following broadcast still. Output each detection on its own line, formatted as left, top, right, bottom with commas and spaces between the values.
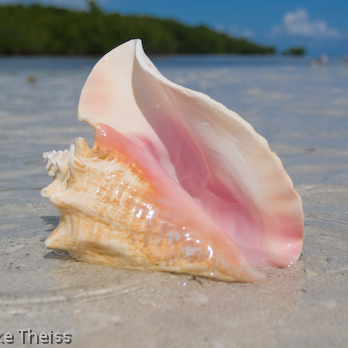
41, 39, 304, 282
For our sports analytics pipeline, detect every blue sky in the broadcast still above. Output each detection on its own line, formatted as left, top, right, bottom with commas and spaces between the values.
1, 0, 347, 56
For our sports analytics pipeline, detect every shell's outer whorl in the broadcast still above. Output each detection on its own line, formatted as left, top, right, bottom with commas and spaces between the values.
44, 132, 261, 282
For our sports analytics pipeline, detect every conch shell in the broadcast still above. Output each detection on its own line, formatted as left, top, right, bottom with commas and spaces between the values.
41, 39, 303, 282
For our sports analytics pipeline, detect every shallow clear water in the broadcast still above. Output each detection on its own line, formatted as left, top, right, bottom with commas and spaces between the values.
1, 55, 347, 192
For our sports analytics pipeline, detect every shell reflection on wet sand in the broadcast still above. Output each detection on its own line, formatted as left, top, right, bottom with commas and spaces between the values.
41, 39, 303, 282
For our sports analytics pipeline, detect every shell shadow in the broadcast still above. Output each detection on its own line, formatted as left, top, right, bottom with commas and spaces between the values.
40, 216, 68, 260
44, 250, 70, 260
41, 215, 59, 233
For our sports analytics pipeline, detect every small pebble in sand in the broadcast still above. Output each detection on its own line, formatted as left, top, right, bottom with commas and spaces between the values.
27, 75, 36, 83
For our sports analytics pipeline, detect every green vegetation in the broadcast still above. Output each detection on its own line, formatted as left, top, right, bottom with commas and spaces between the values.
282, 46, 306, 56
0, 2, 275, 55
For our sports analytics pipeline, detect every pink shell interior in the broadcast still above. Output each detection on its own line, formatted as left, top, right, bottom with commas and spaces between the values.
78, 39, 304, 270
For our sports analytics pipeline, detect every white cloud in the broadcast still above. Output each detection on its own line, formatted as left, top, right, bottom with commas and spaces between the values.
272, 9, 340, 39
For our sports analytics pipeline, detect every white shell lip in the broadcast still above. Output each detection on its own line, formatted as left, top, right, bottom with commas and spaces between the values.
43, 39, 303, 281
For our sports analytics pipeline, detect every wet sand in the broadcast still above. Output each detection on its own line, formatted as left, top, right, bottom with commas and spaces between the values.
0, 57, 347, 347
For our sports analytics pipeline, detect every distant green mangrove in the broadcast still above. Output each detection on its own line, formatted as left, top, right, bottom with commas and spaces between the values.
0, 2, 275, 56
282, 47, 306, 56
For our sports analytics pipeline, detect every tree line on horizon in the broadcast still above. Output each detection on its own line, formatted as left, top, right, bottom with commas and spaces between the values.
0, 2, 276, 56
